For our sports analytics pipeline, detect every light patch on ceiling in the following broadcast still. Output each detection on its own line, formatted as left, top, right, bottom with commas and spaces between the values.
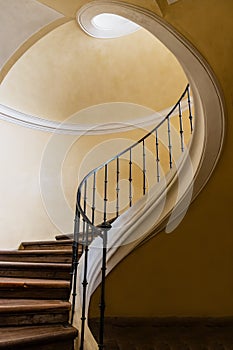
90, 13, 140, 38
77, 9, 140, 39
167, 0, 179, 4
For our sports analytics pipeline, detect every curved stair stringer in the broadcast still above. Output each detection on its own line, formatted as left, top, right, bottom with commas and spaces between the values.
72, 3, 226, 349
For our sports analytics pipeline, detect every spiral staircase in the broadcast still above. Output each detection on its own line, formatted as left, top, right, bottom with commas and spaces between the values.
0, 85, 231, 349
0, 85, 192, 349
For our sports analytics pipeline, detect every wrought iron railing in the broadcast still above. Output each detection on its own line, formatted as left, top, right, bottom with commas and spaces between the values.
70, 84, 193, 349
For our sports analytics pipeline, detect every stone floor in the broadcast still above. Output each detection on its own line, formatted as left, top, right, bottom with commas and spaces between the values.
89, 318, 233, 350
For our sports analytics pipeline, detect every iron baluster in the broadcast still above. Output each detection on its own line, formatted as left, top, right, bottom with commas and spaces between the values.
179, 102, 185, 152
187, 85, 193, 133
98, 225, 110, 350
79, 222, 90, 350
81, 181, 88, 252
91, 172, 96, 225
70, 211, 80, 325
116, 157, 120, 217
129, 149, 132, 207
155, 129, 160, 183
142, 140, 146, 195
103, 164, 108, 224
167, 117, 173, 169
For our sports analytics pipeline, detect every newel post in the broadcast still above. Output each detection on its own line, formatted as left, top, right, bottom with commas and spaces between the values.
98, 222, 111, 350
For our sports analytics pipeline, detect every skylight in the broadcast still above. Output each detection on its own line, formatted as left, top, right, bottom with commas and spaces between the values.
78, 12, 140, 39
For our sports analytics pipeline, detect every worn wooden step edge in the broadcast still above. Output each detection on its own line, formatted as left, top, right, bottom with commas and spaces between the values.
0, 299, 71, 313
55, 233, 98, 242
0, 300, 71, 326
0, 277, 70, 300
0, 324, 78, 347
0, 250, 73, 263
56, 233, 74, 240
0, 266, 71, 281
0, 261, 71, 279
19, 240, 73, 250
55, 218, 117, 241
0, 261, 71, 270
0, 249, 72, 255
0, 277, 70, 288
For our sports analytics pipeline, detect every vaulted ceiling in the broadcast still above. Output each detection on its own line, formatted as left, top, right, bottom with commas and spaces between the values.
0, 0, 185, 125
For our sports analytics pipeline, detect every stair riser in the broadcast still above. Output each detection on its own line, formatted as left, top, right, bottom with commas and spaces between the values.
0, 339, 75, 350
0, 288, 70, 300
0, 269, 71, 280
24, 340, 75, 350
0, 311, 69, 326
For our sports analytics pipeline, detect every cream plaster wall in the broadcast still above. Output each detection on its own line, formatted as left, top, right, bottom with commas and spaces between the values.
0, 120, 56, 249
0, 21, 187, 122
0, 0, 63, 70
0, 111, 186, 249
0, 119, 138, 249
0, 118, 144, 249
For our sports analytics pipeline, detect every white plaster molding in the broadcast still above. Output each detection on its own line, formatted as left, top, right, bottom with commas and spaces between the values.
0, 99, 191, 135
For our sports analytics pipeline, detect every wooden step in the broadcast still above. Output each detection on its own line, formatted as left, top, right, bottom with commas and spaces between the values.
55, 233, 98, 246
0, 261, 71, 280
0, 277, 70, 300
0, 324, 78, 349
19, 240, 73, 251
0, 250, 72, 263
56, 233, 73, 241
55, 218, 117, 241
0, 299, 71, 326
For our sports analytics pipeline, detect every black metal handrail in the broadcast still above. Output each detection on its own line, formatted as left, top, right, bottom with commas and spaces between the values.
70, 84, 193, 349
76, 85, 192, 227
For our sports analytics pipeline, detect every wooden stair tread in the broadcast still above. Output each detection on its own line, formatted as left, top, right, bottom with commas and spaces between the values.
0, 249, 72, 263
0, 277, 70, 287
55, 234, 73, 240
0, 324, 78, 347
0, 261, 72, 280
0, 299, 71, 313
19, 240, 73, 250
20, 240, 73, 245
0, 277, 70, 300
0, 299, 71, 326
0, 249, 72, 255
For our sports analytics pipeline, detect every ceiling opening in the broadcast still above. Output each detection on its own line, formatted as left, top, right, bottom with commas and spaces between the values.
77, 11, 141, 39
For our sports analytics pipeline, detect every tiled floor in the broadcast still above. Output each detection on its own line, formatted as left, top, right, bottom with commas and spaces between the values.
89, 318, 233, 350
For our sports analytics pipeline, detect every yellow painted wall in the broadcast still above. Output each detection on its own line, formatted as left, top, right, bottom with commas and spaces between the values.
89, 0, 233, 317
